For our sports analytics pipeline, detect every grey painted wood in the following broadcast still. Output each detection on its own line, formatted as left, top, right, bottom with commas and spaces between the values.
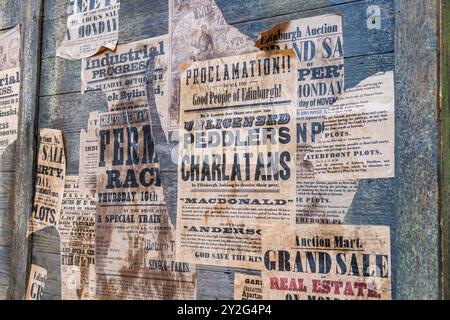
8, 0, 44, 300
392, 0, 440, 300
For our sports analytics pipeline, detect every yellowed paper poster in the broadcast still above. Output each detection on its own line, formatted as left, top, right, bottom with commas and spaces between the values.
81, 36, 170, 136
256, 14, 358, 223
305, 72, 395, 180
170, 0, 257, 131
57, 0, 120, 60
234, 274, 263, 300
0, 26, 20, 157
176, 50, 298, 269
95, 108, 197, 299
60, 176, 96, 300
25, 265, 47, 300
27, 129, 66, 237
79, 111, 100, 196
262, 224, 391, 300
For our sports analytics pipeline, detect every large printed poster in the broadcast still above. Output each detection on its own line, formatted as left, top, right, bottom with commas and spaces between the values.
256, 14, 358, 224
57, 0, 120, 60
0, 26, 20, 158
176, 50, 298, 269
95, 108, 197, 299
262, 224, 391, 300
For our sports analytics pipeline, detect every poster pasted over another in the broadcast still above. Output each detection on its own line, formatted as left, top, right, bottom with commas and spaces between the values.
170, 0, 257, 131
176, 50, 298, 269
57, 0, 120, 60
256, 14, 358, 224
60, 176, 96, 300
0, 26, 21, 158
234, 273, 263, 300
262, 224, 391, 300
81, 35, 170, 136
27, 128, 66, 237
95, 108, 197, 299
25, 265, 48, 300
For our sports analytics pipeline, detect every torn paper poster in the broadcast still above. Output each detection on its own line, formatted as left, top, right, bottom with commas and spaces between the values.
25, 265, 47, 300
60, 176, 96, 300
57, 0, 120, 60
262, 224, 391, 300
81, 35, 170, 136
79, 112, 100, 196
169, 0, 257, 131
234, 274, 263, 300
27, 129, 66, 237
256, 14, 357, 223
304, 71, 395, 180
0, 26, 20, 158
95, 108, 197, 299
175, 50, 298, 269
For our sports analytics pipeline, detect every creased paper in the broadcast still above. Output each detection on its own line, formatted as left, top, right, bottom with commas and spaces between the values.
256, 14, 358, 223
25, 265, 47, 300
60, 176, 96, 300
95, 108, 197, 299
57, 0, 120, 60
234, 274, 263, 300
27, 129, 66, 237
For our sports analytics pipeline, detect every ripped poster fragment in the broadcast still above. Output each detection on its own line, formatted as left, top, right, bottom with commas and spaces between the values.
60, 176, 96, 300
79, 112, 100, 196
170, 0, 257, 131
0, 26, 20, 158
27, 129, 66, 237
234, 274, 263, 300
262, 224, 391, 300
256, 14, 358, 223
81, 35, 170, 136
57, 0, 120, 60
305, 72, 395, 180
25, 265, 47, 300
95, 108, 197, 299
176, 50, 298, 269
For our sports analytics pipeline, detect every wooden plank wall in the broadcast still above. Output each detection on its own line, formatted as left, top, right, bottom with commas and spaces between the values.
0, 0, 443, 299
0, 0, 21, 300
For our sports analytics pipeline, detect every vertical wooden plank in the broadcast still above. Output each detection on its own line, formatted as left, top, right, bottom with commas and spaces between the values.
441, 0, 450, 300
394, 0, 441, 299
8, 0, 44, 300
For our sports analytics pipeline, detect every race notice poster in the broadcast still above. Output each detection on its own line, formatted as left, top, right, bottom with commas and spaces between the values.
60, 176, 96, 300
176, 50, 298, 269
256, 14, 358, 224
27, 129, 66, 237
170, 0, 256, 131
57, 0, 120, 60
0, 26, 20, 158
95, 108, 197, 299
262, 224, 391, 300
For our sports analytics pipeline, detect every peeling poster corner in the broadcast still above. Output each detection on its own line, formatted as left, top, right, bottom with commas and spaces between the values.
57, 0, 120, 60
27, 128, 66, 237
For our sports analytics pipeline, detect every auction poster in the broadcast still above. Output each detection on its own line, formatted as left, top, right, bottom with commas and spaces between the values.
57, 0, 120, 60
262, 224, 391, 300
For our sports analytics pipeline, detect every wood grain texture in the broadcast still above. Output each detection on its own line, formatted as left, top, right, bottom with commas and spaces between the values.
8, 0, 43, 300
440, 0, 450, 300
393, 0, 440, 300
